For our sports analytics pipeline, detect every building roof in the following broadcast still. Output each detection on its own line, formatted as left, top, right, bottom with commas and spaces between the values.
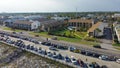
87, 22, 102, 32
68, 19, 93, 23
14, 20, 33, 25
41, 20, 64, 27
30, 18, 48, 22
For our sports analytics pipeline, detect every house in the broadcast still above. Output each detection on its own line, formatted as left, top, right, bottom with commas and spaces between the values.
39, 20, 65, 32
0, 16, 5, 25
114, 14, 120, 17
51, 17, 69, 21
68, 19, 95, 31
4, 19, 16, 27
87, 22, 108, 37
12, 20, 40, 31
4, 15, 26, 27
25, 15, 46, 20
113, 13, 120, 21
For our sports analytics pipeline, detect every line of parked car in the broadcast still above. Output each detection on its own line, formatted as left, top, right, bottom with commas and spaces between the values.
70, 47, 118, 61
41, 41, 114, 62
41, 41, 120, 64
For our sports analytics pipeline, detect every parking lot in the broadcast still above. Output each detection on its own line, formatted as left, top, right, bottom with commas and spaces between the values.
103, 27, 112, 40
0, 32, 120, 68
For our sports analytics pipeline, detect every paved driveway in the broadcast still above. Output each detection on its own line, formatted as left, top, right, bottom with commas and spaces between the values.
103, 27, 112, 40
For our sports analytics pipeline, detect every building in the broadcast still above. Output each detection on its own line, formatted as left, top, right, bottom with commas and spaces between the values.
39, 20, 66, 32
4, 19, 16, 27
113, 13, 120, 21
51, 17, 69, 21
87, 22, 108, 37
4, 15, 26, 27
13, 20, 40, 30
68, 19, 94, 31
114, 14, 120, 17
115, 25, 120, 43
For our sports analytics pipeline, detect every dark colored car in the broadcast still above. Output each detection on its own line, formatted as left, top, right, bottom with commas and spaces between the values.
65, 56, 71, 62
49, 47, 58, 51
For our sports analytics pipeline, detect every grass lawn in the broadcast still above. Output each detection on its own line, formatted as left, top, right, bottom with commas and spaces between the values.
58, 36, 81, 43
51, 29, 74, 36
50, 29, 87, 39
114, 46, 120, 50
57, 36, 98, 46
3, 27, 25, 32
113, 43, 120, 50
29, 32, 52, 38
113, 43, 120, 46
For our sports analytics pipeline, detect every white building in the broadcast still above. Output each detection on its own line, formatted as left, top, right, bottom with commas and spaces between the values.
13, 20, 40, 31
51, 17, 69, 20
88, 22, 108, 37
30, 20, 40, 30
115, 25, 120, 43
114, 14, 120, 17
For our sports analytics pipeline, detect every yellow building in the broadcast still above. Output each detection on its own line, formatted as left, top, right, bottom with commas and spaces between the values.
68, 19, 94, 31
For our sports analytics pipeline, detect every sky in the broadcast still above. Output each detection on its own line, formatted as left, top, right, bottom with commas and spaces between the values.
0, 0, 120, 13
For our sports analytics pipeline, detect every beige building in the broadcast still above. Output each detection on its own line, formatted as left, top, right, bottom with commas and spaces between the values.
68, 19, 94, 31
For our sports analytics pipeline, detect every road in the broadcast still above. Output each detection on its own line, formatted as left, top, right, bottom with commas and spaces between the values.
103, 27, 112, 40
0, 28, 120, 58
99, 27, 117, 51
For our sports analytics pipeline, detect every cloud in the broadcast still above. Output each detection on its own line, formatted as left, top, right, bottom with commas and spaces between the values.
0, 0, 119, 12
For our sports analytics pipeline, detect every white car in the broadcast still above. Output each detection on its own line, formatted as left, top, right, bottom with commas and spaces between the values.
116, 59, 120, 64
71, 56, 77, 65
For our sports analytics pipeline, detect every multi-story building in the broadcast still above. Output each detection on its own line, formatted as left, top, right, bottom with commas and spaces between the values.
68, 19, 94, 31
13, 20, 40, 31
39, 20, 66, 32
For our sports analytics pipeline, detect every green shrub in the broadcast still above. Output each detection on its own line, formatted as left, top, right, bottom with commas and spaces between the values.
84, 37, 96, 42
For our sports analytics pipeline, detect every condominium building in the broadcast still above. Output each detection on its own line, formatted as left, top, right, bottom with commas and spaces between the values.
68, 19, 94, 31
39, 20, 65, 32
13, 20, 40, 30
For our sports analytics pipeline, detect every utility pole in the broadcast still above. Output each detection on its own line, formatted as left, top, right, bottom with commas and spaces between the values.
76, 8, 78, 19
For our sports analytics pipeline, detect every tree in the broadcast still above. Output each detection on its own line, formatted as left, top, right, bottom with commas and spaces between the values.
96, 28, 101, 32
95, 28, 101, 37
